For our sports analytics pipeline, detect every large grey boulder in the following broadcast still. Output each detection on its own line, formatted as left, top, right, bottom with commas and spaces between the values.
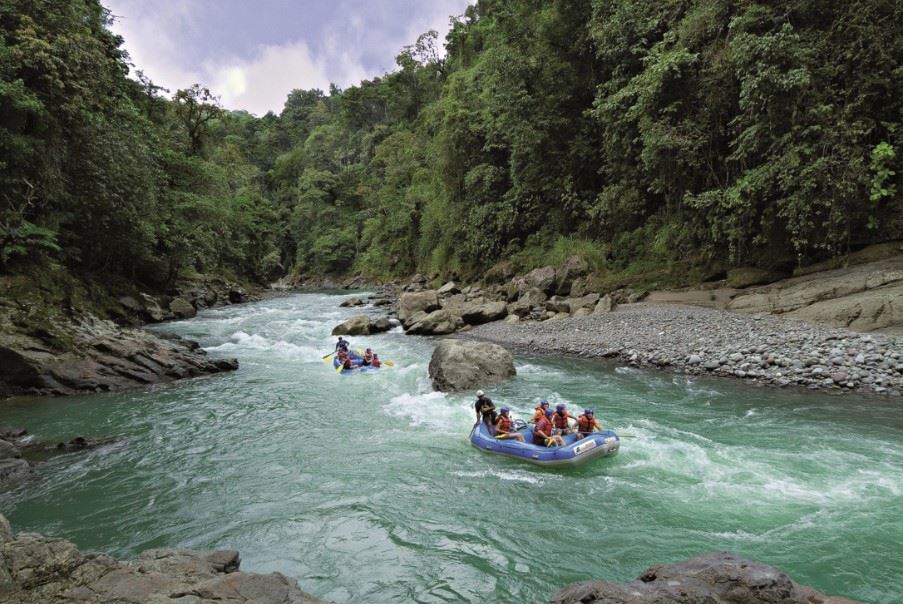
398, 290, 440, 326
593, 294, 616, 314
0, 515, 327, 603
168, 297, 197, 319
339, 297, 365, 307
555, 255, 590, 295
428, 339, 516, 392
566, 293, 600, 314
406, 309, 463, 335
460, 301, 508, 325
437, 281, 460, 296
331, 315, 372, 336
550, 551, 858, 604
138, 293, 167, 322
523, 266, 557, 294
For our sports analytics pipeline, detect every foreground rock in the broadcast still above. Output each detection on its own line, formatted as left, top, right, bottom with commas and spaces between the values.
465, 303, 903, 396
428, 339, 516, 392
0, 514, 327, 604
0, 313, 238, 397
550, 551, 857, 604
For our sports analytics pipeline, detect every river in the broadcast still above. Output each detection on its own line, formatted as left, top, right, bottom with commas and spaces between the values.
1, 293, 901, 603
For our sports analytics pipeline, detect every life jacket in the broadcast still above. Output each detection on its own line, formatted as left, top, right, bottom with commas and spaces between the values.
477, 398, 494, 415
497, 414, 513, 432
578, 414, 597, 433
552, 411, 570, 429
363, 351, 373, 365
371, 357, 381, 368
534, 416, 552, 444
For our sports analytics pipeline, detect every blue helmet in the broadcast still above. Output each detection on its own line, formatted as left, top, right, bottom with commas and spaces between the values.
544, 408, 554, 417
500, 407, 509, 414
556, 403, 566, 411
584, 408, 593, 415
540, 400, 549, 408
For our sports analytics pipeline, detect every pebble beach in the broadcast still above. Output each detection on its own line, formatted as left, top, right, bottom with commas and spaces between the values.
464, 303, 903, 397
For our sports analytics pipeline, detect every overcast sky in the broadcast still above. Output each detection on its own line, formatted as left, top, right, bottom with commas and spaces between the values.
105, 0, 472, 116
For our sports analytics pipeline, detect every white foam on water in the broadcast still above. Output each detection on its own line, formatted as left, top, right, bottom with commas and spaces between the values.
204, 331, 319, 359
452, 468, 547, 485
384, 391, 459, 428
615, 366, 642, 374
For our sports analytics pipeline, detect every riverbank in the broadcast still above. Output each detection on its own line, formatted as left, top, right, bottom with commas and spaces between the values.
463, 302, 903, 396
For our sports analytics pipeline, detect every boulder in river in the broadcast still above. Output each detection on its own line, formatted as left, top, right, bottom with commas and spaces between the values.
428, 339, 516, 392
550, 551, 859, 604
0, 514, 327, 604
339, 297, 365, 307
331, 315, 372, 336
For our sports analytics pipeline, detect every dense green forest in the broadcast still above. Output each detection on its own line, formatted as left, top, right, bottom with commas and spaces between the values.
1, 0, 901, 292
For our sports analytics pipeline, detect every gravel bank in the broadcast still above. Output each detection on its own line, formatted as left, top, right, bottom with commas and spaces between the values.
463, 303, 903, 396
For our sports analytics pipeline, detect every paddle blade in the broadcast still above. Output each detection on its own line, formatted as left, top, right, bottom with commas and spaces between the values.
383, 360, 394, 367
322, 352, 333, 360
335, 364, 344, 373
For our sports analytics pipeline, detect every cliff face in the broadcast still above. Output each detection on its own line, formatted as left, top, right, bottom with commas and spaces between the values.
0, 308, 237, 398
0, 274, 243, 398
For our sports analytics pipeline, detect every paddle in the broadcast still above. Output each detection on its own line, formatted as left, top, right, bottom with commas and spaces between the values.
322, 352, 334, 361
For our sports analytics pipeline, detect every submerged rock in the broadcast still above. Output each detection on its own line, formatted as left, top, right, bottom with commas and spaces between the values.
550, 551, 858, 604
428, 339, 516, 392
0, 514, 327, 604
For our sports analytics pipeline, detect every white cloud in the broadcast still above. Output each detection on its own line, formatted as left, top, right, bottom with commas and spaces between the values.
105, 0, 473, 116
106, 0, 202, 94
206, 42, 368, 116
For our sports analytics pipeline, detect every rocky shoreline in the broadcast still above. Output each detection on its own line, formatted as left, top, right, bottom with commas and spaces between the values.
0, 514, 326, 604
461, 302, 903, 396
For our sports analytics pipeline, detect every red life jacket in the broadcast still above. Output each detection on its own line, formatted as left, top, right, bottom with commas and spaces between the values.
578, 414, 597, 432
534, 416, 552, 444
371, 357, 381, 368
497, 415, 513, 432
552, 411, 570, 429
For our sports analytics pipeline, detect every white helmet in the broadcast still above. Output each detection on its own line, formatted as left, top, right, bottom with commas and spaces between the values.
476, 390, 485, 397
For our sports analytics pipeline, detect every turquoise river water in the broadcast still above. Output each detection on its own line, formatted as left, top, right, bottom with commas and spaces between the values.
1, 293, 902, 603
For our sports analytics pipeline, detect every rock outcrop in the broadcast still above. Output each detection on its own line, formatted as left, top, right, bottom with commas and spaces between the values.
727, 255, 903, 332
0, 514, 327, 604
427, 339, 516, 392
0, 313, 238, 397
550, 551, 857, 604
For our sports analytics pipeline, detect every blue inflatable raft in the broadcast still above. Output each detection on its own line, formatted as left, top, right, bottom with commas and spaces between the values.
469, 420, 619, 467
333, 352, 380, 374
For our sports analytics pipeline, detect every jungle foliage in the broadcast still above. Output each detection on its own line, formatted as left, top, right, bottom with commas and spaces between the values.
2, 0, 901, 288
